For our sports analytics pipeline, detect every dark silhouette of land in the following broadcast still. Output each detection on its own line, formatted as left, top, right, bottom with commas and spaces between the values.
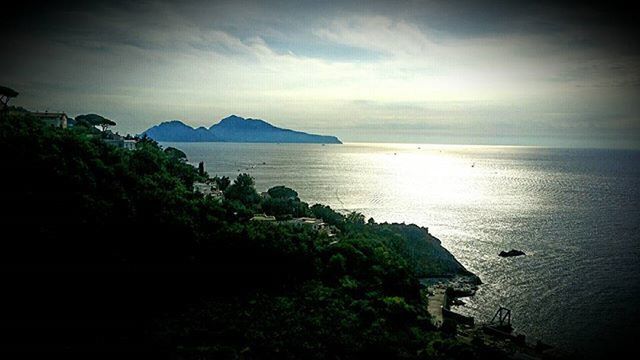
142, 115, 342, 143
0, 109, 505, 358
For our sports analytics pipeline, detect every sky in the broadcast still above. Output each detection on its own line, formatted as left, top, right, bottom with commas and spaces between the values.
2, 0, 639, 148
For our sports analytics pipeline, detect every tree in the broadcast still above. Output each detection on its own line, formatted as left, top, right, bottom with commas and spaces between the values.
224, 173, 260, 207
0, 85, 19, 115
310, 204, 344, 226
0, 109, 481, 358
347, 212, 365, 225
164, 147, 187, 161
261, 185, 310, 218
213, 175, 231, 191
74, 118, 92, 128
75, 113, 116, 132
99, 118, 117, 132
267, 185, 299, 200
328, 253, 347, 276
234, 173, 254, 188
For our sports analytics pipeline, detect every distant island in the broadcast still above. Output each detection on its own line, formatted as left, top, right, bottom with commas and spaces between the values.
142, 115, 342, 144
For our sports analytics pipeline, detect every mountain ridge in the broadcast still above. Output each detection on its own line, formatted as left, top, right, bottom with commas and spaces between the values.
142, 115, 342, 144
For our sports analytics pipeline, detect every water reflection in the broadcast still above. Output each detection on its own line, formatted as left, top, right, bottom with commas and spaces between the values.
164, 142, 640, 357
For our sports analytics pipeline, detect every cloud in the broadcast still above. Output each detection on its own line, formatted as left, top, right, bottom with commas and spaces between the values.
1, 0, 638, 148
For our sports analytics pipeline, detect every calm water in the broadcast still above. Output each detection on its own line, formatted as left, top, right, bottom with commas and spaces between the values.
163, 142, 640, 357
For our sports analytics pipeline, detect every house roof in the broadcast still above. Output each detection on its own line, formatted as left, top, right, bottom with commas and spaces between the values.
251, 214, 276, 221
288, 217, 325, 225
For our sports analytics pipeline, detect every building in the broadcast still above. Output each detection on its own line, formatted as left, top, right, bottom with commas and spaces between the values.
286, 217, 325, 231
33, 112, 68, 129
123, 140, 136, 150
193, 182, 224, 201
193, 182, 214, 195
285, 217, 338, 237
210, 190, 224, 201
250, 214, 277, 221
101, 131, 137, 150
103, 138, 137, 150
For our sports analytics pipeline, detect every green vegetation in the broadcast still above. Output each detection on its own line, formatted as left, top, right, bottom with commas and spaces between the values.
213, 175, 231, 191
267, 185, 299, 200
0, 85, 19, 110
262, 185, 310, 220
0, 85, 19, 98
164, 146, 188, 161
75, 113, 117, 131
0, 112, 487, 358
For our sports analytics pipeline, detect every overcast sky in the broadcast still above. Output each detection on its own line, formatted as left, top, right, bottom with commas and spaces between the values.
2, 0, 639, 147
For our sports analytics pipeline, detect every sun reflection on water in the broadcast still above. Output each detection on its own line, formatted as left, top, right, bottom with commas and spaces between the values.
166, 141, 640, 357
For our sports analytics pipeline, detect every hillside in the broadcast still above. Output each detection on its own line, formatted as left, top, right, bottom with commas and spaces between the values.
142, 115, 342, 143
0, 112, 488, 358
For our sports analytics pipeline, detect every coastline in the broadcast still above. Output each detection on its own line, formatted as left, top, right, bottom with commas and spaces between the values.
421, 275, 566, 359
0, 113, 576, 358
164, 137, 571, 359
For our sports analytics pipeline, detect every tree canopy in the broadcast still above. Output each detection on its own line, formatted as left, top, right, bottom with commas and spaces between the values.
267, 185, 299, 200
0, 85, 19, 112
164, 146, 187, 161
0, 85, 19, 98
75, 113, 117, 131
213, 175, 231, 191
0, 111, 487, 358
224, 173, 261, 207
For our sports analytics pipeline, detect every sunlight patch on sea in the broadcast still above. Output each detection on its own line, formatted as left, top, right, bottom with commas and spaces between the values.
163, 141, 640, 358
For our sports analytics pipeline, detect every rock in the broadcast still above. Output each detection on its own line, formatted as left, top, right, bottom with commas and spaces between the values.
499, 249, 526, 257
451, 298, 466, 306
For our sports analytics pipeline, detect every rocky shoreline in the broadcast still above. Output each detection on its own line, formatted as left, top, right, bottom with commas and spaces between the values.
420, 276, 566, 359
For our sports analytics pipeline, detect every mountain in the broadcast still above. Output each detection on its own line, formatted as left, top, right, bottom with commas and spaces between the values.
142, 120, 219, 142
141, 115, 342, 144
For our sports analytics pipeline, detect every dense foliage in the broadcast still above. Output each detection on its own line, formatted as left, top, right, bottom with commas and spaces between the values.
0, 113, 486, 358
75, 113, 117, 131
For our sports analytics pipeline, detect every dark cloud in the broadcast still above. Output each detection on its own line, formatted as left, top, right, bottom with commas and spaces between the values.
387, 0, 640, 56
1, 0, 639, 147
4, 0, 638, 53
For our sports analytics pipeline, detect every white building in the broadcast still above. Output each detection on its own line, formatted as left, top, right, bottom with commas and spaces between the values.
250, 214, 277, 221
285, 217, 339, 237
193, 182, 224, 201
123, 140, 137, 150
193, 182, 214, 195
287, 217, 324, 230
33, 112, 68, 129
103, 138, 137, 150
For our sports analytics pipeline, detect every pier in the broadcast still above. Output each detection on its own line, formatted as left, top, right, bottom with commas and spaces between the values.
427, 287, 448, 327
425, 286, 559, 359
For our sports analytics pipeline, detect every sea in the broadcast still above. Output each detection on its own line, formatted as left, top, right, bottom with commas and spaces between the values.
162, 141, 640, 358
